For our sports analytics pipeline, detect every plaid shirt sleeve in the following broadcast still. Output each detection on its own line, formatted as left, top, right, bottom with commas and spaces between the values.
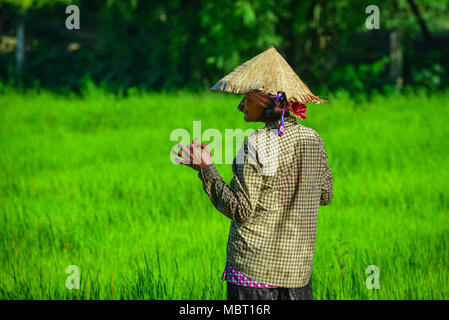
317, 134, 333, 206
197, 138, 265, 225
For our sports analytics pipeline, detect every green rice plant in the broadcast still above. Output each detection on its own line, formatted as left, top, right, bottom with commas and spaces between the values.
0, 88, 448, 299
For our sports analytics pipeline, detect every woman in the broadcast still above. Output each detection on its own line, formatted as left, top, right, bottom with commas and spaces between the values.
172, 47, 333, 300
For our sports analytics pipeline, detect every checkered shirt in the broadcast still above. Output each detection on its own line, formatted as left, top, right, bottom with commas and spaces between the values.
198, 116, 333, 287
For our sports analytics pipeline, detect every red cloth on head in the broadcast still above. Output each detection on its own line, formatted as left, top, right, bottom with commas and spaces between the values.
245, 90, 308, 121
289, 101, 307, 120
270, 100, 307, 120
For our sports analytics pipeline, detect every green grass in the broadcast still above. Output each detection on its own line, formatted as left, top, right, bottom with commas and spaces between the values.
0, 88, 448, 299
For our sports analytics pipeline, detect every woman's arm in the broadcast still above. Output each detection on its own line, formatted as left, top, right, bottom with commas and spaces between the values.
174, 137, 265, 224
197, 149, 264, 224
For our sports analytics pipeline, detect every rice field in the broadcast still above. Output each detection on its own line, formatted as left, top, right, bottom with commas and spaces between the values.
0, 87, 448, 299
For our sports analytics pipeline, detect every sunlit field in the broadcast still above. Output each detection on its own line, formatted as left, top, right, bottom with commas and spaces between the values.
1, 88, 448, 299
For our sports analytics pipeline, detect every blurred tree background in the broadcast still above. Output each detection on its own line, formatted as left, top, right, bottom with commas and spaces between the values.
0, 0, 448, 95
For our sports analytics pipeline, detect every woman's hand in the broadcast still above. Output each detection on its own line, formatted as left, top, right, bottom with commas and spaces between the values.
172, 138, 213, 171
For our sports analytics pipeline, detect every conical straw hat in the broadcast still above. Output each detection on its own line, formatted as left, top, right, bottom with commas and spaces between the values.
211, 46, 326, 104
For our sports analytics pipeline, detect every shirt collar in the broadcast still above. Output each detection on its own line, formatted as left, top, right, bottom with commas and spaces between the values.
264, 116, 297, 130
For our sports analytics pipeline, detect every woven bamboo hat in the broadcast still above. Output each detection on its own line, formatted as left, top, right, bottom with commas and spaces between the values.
211, 46, 326, 104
